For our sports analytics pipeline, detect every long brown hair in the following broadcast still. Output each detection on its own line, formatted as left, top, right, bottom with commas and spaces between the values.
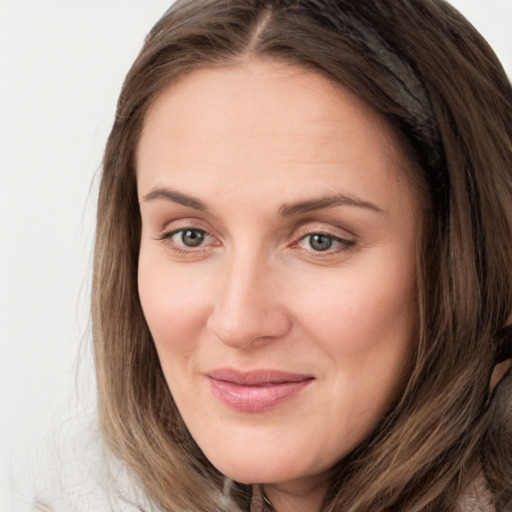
92, 1, 512, 510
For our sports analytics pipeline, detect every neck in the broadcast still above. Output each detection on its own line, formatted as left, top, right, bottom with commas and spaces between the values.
262, 475, 329, 512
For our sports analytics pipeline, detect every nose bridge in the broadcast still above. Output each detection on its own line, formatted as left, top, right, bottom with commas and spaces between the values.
207, 245, 290, 348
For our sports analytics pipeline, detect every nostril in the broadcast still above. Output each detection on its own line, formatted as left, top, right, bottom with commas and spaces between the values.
206, 304, 292, 349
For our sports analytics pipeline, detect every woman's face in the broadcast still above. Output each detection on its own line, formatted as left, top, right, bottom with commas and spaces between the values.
137, 60, 419, 492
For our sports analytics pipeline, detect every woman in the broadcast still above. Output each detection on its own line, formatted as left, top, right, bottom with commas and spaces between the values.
91, 0, 512, 510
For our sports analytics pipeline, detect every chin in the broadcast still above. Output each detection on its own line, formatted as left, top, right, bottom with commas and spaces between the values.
221, 466, 301, 486
209, 455, 279, 484
204, 447, 323, 486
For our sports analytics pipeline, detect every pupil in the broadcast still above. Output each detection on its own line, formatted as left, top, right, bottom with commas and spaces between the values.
310, 234, 332, 251
182, 230, 205, 247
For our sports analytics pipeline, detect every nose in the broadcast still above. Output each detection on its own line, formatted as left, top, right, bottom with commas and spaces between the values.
206, 252, 292, 349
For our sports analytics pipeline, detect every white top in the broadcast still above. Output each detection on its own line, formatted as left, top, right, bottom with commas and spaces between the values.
9, 416, 153, 512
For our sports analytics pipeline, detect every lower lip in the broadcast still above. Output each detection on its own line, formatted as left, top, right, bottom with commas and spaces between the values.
208, 377, 313, 412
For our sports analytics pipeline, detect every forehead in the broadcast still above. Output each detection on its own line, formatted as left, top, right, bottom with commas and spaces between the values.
140, 59, 396, 155
136, 59, 417, 212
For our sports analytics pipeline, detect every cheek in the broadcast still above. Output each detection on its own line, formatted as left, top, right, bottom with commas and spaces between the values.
288, 252, 418, 412
137, 249, 211, 358
293, 263, 417, 352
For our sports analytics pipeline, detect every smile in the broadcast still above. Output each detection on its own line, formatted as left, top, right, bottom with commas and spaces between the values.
207, 369, 314, 412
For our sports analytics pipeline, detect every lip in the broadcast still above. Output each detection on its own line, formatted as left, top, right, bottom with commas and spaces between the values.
207, 368, 314, 412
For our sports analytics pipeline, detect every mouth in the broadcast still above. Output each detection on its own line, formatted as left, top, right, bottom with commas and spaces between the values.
207, 368, 314, 412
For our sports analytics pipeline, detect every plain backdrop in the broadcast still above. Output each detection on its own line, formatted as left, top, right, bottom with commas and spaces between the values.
0, 0, 511, 509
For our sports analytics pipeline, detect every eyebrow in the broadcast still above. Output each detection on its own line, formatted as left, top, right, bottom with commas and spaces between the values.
279, 193, 384, 216
143, 187, 209, 212
142, 187, 383, 216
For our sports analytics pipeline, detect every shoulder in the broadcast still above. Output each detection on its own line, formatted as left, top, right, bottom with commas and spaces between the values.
10, 414, 154, 512
456, 474, 495, 512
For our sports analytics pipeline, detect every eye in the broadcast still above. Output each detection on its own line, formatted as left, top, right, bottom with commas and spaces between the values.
159, 227, 214, 251
175, 228, 207, 247
306, 233, 336, 252
297, 232, 355, 254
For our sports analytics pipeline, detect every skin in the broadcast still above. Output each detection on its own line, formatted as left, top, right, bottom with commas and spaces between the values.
137, 59, 420, 512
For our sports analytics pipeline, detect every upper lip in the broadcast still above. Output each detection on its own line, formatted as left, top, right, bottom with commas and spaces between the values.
207, 368, 314, 386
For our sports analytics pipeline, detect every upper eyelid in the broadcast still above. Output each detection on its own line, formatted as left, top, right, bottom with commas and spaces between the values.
155, 218, 217, 239
153, 218, 356, 243
292, 222, 356, 240
160, 227, 212, 243
295, 232, 355, 250
298, 232, 353, 243
162, 226, 208, 237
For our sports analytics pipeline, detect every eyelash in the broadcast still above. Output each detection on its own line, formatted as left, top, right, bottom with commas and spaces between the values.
158, 228, 214, 254
294, 232, 355, 255
157, 227, 355, 257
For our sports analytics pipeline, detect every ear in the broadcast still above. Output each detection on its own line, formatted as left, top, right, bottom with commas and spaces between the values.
493, 325, 512, 365
490, 359, 512, 394
490, 324, 512, 394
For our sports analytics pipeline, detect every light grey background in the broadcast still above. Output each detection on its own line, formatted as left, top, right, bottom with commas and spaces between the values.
1, 0, 511, 509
